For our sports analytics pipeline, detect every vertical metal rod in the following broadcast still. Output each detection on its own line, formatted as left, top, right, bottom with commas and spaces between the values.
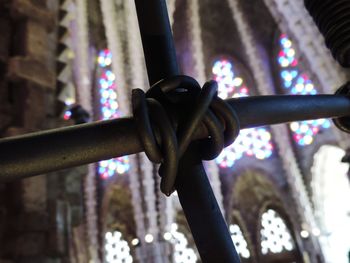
133, 0, 240, 261
134, 0, 180, 85
175, 145, 241, 262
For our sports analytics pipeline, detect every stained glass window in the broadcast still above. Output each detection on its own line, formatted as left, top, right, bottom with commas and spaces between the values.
260, 209, 295, 255
278, 34, 331, 146
229, 224, 251, 259
212, 59, 273, 168
105, 231, 133, 263
166, 223, 198, 263
63, 110, 72, 120
98, 50, 130, 178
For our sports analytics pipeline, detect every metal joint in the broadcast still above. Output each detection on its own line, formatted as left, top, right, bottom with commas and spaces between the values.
132, 75, 240, 196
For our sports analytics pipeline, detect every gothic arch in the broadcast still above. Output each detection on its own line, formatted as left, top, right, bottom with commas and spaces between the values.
311, 145, 350, 263
100, 178, 137, 262
100, 177, 136, 238
228, 169, 302, 262
230, 169, 283, 231
224, 164, 285, 215
198, 0, 247, 78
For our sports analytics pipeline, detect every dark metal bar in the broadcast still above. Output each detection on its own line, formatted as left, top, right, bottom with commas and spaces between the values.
134, 0, 239, 261
175, 145, 241, 262
229, 95, 350, 128
1, 95, 350, 181
0, 118, 141, 181
134, 0, 179, 85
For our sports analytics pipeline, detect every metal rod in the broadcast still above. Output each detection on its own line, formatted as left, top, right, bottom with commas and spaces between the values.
230, 95, 350, 128
134, 0, 239, 261
0, 118, 141, 181
134, 0, 179, 85
175, 145, 241, 262
1, 95, 349, 181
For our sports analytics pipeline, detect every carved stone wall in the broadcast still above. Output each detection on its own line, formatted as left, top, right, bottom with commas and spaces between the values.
0, 1, 87, 262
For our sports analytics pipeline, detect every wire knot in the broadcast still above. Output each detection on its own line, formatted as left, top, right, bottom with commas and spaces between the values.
132, 75, 240, 196
334, 82, 350, 133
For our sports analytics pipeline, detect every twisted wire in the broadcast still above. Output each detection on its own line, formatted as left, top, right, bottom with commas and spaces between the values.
132, 75, 240, 196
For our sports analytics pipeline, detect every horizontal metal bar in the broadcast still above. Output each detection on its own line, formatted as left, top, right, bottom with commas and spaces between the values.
0, 94, 349, 181
230, 95, 350, 128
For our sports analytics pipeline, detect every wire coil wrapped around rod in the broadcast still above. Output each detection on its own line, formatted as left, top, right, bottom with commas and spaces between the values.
132, 76, 240, 196
305, 0, 350, 67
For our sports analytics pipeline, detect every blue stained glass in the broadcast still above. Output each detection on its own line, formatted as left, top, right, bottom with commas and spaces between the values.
278, 34, 330, 146
212, 59, 274, 168
97, 49, 130, 178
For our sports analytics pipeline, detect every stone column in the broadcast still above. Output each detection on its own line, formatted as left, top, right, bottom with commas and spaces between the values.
0, 0, 69, 262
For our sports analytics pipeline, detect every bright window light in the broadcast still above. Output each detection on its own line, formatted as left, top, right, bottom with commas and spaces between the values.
105, 231, 133, 263
260, 209, 295, 254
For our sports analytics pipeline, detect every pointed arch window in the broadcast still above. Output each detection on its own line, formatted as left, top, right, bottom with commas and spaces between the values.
277, 34, 331, 146
260, 209, 295, 255
97, 50, 130, 178
105, 231, 133, 263
229, 224, 251, 259
168, 223, 198, 263
212, 59, 274, 168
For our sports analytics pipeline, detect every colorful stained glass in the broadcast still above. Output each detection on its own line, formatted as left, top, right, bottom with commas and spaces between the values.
278, 34, 331, 146
63, 110, 72, 120
212, 59, 273, 168
98, 49, 130, 178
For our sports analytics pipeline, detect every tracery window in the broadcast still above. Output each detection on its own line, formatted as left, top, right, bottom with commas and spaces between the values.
166, 223, 198, 263
277, 34, 331, 146
97, 49, 130, 178
212, 59, 273, 168
105, 231, 133, 263
229, 224, 251, 259
260, 209, 295, 255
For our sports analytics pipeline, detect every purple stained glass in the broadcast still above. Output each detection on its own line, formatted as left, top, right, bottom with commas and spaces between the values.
97, 49, 130, 178
278, 34, 331, 146
212, 59, 273, 168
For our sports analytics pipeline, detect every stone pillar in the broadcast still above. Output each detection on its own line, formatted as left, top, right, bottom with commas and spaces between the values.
0, 0, 62, 262
0, 7, 12, 259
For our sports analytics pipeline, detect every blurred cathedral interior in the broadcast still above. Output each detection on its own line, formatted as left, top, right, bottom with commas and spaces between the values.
0, 0, 350, 262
